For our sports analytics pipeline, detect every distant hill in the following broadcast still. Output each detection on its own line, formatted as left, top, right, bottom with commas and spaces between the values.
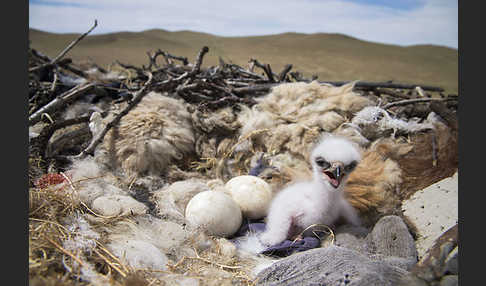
29, 28, 458, 94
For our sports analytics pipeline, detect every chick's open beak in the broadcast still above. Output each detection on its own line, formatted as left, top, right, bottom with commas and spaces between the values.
322, 162, 345, 188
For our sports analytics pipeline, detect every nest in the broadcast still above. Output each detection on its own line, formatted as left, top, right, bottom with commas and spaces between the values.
28, 36, 458, 285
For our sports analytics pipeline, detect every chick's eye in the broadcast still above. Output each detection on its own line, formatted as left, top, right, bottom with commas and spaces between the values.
344, 161, 357, 172
315, 157, 330, 169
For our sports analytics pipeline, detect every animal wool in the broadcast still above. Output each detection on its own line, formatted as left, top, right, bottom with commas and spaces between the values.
101, 92, 196, 178
237, 81, 373, 154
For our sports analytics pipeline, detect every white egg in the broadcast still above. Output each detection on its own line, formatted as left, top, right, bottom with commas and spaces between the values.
225, 175, 273, 219
185, 190, 242, 237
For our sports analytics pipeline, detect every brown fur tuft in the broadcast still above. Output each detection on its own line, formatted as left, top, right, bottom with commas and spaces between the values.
101, 92, 196, 178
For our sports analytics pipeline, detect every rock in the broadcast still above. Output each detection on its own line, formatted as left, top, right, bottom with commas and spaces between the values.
185, 190, 242, 237
225, 175, 272, 219
107, 239, 168, 270
367, 215, 418, 260
402, 172, 458, 259
439, 275, 458, 286
91, 194, 148, 216
410, 224, 458, 284
256, 245, 410, 286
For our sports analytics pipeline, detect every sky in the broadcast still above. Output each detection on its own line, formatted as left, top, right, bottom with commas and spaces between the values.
29, 0, 458, 49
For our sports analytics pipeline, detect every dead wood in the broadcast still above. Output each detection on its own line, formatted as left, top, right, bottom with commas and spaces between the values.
382, 98, 455, 109
144, 49, 189, 70
29, 115, 92, 176
324, 81, 445, 92
249, 58, 277, 82
29, 82, 95, 126
29, 20, 98, 73
278, 64, 293, 82
75, 72, 154, 158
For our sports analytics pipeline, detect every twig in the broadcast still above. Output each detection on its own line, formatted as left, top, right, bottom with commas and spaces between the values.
93, 248, 127, 278
264, 64, 275, 82
45, 236, 85, 267
50, 68, 59, 92
249, 59, 277, 82
278, 64, 293, 82
144, 49, 188, 70
375, 87, 411, 99
29, 82, 95, 126
189, 46, 209, 76
116, 60, 147, 79
50, 20, 98, 65
29, 115, 92, 167
193, 248, 242, 270
321, 81, 444, 92
29, 20, 98, 73
382, 98, 452, 109
75, 72, 154, 157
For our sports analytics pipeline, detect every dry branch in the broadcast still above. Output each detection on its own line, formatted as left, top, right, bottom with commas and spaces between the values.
278, 64, 293, 82
29, 20, 98, 73
76, 72, 154, 158
29, 82, 95, 126
249, 59, 277, 82
322, 81, 445, 92
382, 97, 453, 109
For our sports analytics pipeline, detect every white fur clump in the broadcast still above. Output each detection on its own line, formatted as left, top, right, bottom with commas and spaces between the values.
107, 216, 190, 259
63, 101, 104, 120
185, 190, 242, 237
61, 213, 110, 284
107, 239, 169, 270
236, 232, 268, 255
91, 195, 148, 217
66, 157, 124, 206
153, 178, 210, 224
62, 214, 100, 254
225, 175, 273, 220
101, 91, 196, 177
68, 156, 104, 182
351, 106, 434, 139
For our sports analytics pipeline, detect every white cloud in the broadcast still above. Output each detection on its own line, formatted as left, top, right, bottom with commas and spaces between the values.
29, 0, 457, 48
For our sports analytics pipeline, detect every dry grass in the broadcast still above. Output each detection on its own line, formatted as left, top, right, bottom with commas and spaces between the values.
29, 29, 458, 94
28, 176, 258, 285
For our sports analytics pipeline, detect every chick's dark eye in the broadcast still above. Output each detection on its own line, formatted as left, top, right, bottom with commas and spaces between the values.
344, 161, 357, 172
315, 157, 330, 169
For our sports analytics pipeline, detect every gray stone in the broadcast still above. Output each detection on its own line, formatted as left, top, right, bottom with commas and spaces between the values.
439, 275, 458, 286
256, 245, 410, 286
367, 215, 417, 261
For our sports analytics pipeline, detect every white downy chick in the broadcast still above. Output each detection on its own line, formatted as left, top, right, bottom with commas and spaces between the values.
258, 134, 362, 247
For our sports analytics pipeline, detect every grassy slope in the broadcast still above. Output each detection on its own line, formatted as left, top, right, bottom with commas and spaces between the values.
29, 28, 458, 94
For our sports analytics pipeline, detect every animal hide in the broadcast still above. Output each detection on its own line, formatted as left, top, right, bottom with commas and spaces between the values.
100, 92, 196, 178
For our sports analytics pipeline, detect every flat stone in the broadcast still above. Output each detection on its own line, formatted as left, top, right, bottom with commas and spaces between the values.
402, 172, 458, 259
367, 215, 417, 260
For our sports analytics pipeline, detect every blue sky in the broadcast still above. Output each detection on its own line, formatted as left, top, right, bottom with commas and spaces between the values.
29, 0, 458, 49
